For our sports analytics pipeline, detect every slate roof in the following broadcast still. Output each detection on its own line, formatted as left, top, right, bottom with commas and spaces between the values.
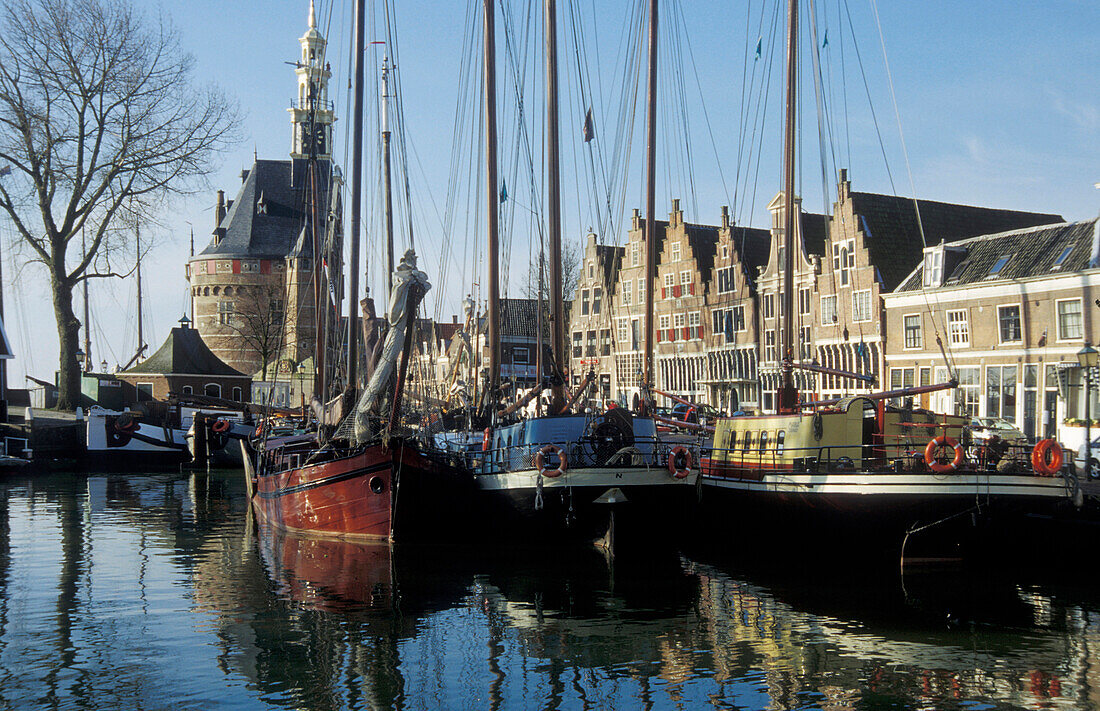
479, 298, 550, 340
194, 158, 335, 260
594, 244, 624, 287
895, 218, 1099, 292
123, 326, 247, 377
680, 222, 721, 279
849, 191, 1063, 291
726, 224, 772, 275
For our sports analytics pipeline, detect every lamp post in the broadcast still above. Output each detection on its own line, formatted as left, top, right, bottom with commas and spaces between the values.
1078, 343, 1099, 479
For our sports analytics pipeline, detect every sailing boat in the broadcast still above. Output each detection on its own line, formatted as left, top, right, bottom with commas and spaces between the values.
245, 0, 475, 542
699, 0, 1074, 554
465, 0, 700, 545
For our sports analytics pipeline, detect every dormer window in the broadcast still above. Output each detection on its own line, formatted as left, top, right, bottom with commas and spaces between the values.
1052, 246, 1073, 269
987, 255, 1010, 277
923, 248, 944, 287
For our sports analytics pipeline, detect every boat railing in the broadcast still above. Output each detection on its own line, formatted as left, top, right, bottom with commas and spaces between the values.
473, 435, 702, 475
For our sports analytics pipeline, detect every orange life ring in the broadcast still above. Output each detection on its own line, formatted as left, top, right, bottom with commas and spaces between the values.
114, 414, 138, 433
211, 419, 231, 433
667, 445, 692, 479
482, 428, 492, 452
534, 444, 567, 477
1031, 439, 1064, 476
924, 435, 964, 473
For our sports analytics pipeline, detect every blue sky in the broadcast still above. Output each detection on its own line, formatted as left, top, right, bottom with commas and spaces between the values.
1, 0, 1097, 385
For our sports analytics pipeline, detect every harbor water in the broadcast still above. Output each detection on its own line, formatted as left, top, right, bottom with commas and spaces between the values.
0, 469, 1096, 710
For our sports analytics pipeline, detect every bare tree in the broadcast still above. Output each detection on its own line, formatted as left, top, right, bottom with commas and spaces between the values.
0, 0, 239, 409
224, 284, 287, 384
522, 237, 581, 303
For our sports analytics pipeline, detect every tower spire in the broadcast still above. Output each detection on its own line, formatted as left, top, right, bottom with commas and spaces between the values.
308, 0, 316, 29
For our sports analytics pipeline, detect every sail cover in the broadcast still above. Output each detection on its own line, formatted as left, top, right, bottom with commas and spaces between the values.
353, 249, 431, 443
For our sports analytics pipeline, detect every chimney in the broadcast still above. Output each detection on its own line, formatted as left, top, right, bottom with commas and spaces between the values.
453, 314, 458, 324
721, 205, 730, 229
671, 198, 681, 225
213, 190, 226, 246
632, 208, 641, 230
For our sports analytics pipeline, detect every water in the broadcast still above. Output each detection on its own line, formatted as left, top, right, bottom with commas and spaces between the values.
0, 469, 1096, 710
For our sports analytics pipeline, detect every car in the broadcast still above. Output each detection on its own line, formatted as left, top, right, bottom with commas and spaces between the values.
1076, 435, 1100, 478
671, 403, 700, 424
968, 417, 1026, 445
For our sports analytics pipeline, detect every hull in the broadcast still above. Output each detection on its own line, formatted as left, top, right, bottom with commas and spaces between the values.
85, 407, 248, 469
250, 439, 477, 543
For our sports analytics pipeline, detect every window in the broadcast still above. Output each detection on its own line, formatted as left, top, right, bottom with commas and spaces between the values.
674, 312, 686, 331
585, 330, 597, 357
947, 309, 970, 346
759, 430, 769, 454
852, 290, 872, 322
889, 367, 916, 390
1057, 299, 1083, 341
671, 242, 681, 262
717, 267, 734, 294
588, 261, 595, 279
765, 330, 777, 363
617, 319, 629, 347
820, 295, 837, 326
988, 255, 1011, 276
622, 279, 632, 306
513, 347, 530, 364
998, 305, 1021, 343
137, 382, 154, 402
832, 239, 855, 286
763, 294, 775, 320
218, 301, 234, 326
659, 314, 670, 342
986, 365, 1017, 422
600, 329, 611, 356
799, 288, 811, 315
957, 367, 980, 417
232, 387, 243, 401
688, 312, 701, 339
732, 305, 745, 333
580, 290, 590, 316
204, 383, 221, 398
269, 299, 285, 320
572, 332, 583, 358
663, 273, 675, 292
904, 314, 922, 349
799, 325, 812, 360
680, 270, 692, 285
631, 241, 640, 266
923, 249, 943, 287
630, 319, 640, 349
637, 278, 644, 302
1052, 245, 1073, 269
181, 386, 193, 395
742, 431, 754, 452
592, 287, 602, 314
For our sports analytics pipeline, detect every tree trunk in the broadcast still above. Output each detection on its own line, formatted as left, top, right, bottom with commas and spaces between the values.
52, 278, 81, 411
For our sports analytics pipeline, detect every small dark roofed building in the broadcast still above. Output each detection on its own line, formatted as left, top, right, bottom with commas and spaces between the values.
116, 317, 252, 404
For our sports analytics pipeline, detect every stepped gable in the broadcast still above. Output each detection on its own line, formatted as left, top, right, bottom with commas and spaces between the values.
895, 218, 1099, 292
849, 191, 1063, 291
123, 325, 245, 378
681, 221, 721, 278
198, 159, 334, 260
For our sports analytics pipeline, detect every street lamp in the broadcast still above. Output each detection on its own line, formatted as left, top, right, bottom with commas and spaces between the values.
75, 349, 85, 370
1078, 343, 1099, 479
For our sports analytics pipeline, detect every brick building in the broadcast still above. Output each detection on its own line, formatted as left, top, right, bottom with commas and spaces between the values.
884, 218, 1099, 442
569, 232, 623, 403
186, 5, 341, 378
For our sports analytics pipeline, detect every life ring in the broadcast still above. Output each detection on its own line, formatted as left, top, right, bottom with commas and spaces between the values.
482, 427, 492, 452
1031, 439, 1064, 476
924, 435, 964, 473
667, 446, 692, 479
211, 419, 231, 434
114, 413, 138, 433
534, 444, 567, 477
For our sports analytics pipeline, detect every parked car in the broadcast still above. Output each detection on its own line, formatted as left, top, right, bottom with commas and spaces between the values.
1076, 436, 1100, 478
671, 403, 700, 424
968, 417, 1026, 445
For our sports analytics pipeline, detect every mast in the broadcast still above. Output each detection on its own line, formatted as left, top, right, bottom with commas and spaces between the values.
483, 0, 501, 407
309, 88, 326, 400
536, 250, 545, 416
778, 0, 799, 413
382, 58, 396, 305
135, 224, 143, 358
545, 0, 566, 412
82, 229, 91, 372
346, 0, 364, 393
641, 0, 658, 415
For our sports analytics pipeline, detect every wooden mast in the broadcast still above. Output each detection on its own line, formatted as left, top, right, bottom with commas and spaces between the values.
346, 0, 365, 393
135, 224, 143, 359
483, 0, 501, 408
82, 229, 92, 372
382, 59, 395, 305
545, 0, 566, 412
778, 0, 799, 413
641, 0, 658, 415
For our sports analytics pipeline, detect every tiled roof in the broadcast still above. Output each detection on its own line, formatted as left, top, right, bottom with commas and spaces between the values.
682, 222, 721, 280
850, 191, 1063, 291
123, 326, 246, 377
594, 243, 624, 287
482, 298, 549, 340
895, 218, 1098, 292
193, 159, 336, 260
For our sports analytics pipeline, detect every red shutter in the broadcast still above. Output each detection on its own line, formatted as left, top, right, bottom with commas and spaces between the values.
661, 286, 666, 299
673, 284, 682, 298
689, 282, 695, 295
682, 327, 689, 340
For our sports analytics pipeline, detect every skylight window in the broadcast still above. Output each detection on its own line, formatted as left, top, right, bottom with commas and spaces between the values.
1052, 246, 1073, 268
988, 255, 1010, 276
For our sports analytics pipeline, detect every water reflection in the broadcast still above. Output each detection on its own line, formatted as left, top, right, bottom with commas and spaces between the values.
1, 470, 1099, 709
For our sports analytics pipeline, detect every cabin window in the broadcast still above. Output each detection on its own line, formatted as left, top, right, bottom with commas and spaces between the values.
742, 432, 754, 452
725, 430, 738, 453
759, 431, 769, 454
776, 431, 786, 454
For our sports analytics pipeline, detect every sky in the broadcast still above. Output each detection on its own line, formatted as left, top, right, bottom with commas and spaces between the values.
1, 0, 1098, 388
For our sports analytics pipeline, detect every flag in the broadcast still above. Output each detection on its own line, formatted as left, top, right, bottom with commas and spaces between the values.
582, 107, 594, 142
822, 29, 828, 48
499, 180, 508, 204
0, 165, 10, 177
754, 37, 762, 60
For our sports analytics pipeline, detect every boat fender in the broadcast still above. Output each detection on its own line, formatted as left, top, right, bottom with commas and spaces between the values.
482, 428, 491, 452
114, 413, 139, 433
668, 446, 692, 479
535, 444, 567, 477
211, 419, 231, 434
812, 412, 823, 441
1031, 439, 1063, 476
924, 435, 964, 473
